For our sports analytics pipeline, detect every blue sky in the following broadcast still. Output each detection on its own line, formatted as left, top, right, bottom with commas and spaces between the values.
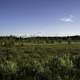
0, 0, 80, 36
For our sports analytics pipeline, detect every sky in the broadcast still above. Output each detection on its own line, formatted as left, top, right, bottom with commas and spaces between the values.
0, 0, 80, 36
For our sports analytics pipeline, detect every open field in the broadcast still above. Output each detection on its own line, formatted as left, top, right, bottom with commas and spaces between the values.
0, 36, 80, 80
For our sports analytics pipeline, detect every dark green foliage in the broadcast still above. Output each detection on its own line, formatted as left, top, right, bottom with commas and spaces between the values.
0, 36, 80, 80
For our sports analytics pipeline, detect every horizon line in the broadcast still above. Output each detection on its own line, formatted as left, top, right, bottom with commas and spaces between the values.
0, 32, 80, 37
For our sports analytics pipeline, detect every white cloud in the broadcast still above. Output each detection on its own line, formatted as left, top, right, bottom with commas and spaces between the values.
60, 15, 74, 23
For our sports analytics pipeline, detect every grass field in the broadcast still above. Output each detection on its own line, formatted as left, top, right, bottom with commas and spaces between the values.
0, 37, 80, 80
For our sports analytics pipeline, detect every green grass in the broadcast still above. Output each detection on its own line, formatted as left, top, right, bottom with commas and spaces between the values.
0, 42, 80, 80
0, 42, 80, 63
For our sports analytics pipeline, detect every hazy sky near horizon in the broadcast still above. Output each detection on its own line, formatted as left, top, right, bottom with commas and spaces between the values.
0, 0, 80, 36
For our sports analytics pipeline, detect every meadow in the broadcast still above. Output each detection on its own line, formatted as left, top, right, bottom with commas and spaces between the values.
0, 36, 80, 80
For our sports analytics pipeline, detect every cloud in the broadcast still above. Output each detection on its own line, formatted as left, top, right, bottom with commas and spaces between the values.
60, 15, 74, 23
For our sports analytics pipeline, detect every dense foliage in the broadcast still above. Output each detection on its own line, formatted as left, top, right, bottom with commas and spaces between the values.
0, 36, 80, 80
